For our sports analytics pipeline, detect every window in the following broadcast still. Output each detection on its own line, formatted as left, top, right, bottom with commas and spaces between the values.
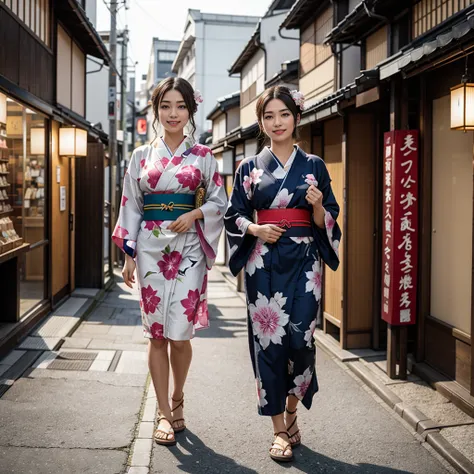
158, 51, 176, 62
240, 51, 265, 107
300, 6, 333, 76
0, 0, 50, 46
0, 93, 48, 316
413, 0, 474, 39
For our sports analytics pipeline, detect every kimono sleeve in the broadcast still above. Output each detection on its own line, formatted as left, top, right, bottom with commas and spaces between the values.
224, 161, 256, 277
313, 160, 342, 271
112, 149, 143, 258
195, 150, 227, 269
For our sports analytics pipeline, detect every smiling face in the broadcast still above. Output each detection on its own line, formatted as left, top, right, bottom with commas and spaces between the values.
158, 88, 190, 135
261, 98, 297, 144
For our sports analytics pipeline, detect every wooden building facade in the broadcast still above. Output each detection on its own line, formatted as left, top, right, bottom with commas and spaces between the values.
0, 0, 111, 355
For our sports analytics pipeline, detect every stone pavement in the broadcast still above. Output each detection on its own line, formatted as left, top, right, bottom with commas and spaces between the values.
0, 267, 464, 474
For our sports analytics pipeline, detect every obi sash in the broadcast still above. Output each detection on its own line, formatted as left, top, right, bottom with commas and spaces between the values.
143, 193, 195, 221
256, 208, 313, 237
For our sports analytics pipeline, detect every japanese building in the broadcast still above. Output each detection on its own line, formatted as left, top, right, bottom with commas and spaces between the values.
280, 0, 474, 414
0, 0, 111, 354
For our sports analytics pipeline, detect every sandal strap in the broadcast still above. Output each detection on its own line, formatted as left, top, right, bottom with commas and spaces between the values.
285, 406, 297, 415
172, 418, 185, 423
270, 442, 290, 452
289, 429, 300, 438
287, 416, 298, 432
171, 393, 184, 411
274, 430, 290, 438
156, 415, 170, 423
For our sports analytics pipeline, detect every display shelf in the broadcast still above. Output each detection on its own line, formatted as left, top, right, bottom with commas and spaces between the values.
0, 210, 13, 216
0, 243, 30, 265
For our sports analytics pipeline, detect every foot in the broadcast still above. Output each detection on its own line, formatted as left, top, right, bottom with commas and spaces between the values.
154, 415, 175, 445
171, 393, 186, 432
269, 431, 293, 462
285, 407, 301, 446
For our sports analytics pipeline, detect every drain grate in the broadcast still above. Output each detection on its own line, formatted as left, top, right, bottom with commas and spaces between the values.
48, 359, 93, 371
57, 351, 98, 360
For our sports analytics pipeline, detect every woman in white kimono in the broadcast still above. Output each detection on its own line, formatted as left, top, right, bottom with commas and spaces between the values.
112, 77, 226, 446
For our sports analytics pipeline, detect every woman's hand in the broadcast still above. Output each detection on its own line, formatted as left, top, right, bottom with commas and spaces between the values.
122, 255, 136, 289
248, 224, 286, 244
168, 209, 203, 233
305, 184, 323, 209
306, 185, 325, 229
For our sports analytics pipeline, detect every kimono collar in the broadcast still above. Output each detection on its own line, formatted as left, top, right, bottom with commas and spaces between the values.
156, 135, 195, 158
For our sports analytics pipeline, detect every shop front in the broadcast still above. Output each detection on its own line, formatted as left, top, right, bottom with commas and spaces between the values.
0, 91, 49, 323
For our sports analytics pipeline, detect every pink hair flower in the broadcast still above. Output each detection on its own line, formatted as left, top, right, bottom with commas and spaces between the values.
290, 90, 305, 110
194, 90, 203, 105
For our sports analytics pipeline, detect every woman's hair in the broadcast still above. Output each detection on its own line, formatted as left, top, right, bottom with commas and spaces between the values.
255, 86, 301, 140
150, 77, 198, 141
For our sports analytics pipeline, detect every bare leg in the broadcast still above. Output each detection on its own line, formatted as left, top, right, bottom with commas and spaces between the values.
285, 395, 301, 445
169, 340, 193, 429
270, 413, 292, 458
148, 339, 174, 441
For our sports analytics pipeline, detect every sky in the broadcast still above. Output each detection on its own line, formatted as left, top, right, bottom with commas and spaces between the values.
96, 0, 270, 86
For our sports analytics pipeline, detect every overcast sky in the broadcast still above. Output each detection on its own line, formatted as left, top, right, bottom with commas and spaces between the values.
96, 0, 269, 85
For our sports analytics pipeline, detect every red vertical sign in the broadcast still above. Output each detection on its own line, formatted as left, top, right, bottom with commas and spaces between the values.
381, 130, 419, 326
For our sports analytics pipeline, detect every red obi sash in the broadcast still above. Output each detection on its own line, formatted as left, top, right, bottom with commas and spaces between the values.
256, 209, 312, 229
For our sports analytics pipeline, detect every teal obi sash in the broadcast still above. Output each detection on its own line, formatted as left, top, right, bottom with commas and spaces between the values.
143, 193, 195, 221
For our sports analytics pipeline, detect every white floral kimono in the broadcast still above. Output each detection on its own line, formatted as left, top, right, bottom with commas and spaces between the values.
113, 137, 227, 340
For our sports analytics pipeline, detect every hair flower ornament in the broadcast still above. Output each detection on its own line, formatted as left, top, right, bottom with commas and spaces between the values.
194, 90, 203, 105
290, 90, 305, 110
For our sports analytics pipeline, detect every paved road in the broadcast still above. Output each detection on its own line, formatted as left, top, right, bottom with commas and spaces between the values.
0, 268, 452, 474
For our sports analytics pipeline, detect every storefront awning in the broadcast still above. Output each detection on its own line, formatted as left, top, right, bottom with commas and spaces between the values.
380, 11, 474, 80
280, 0, 325, 30
228, 23, 261, 75
55, 0, 111, 65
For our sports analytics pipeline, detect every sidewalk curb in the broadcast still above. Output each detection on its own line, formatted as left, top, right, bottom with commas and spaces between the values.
318, 342, 474, 473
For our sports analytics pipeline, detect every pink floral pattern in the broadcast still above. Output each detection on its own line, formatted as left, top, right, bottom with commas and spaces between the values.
114, 226, 128, 239
249, 292, 289, 349
181, 289, 201, 322
141, 285, 161, 315
246, 239, 269, 276
140, 159, 145, 168
150, 322, 164, 339
290, 367, 313, 400
304, 319, 317, 348
194, 299, 208, 326
271, 188, 294, 209
256, 378, 268, 408
121, 196, 128, 206
305, 174, 318, 186
192, 144, 209, 157
305, 260, 322, 301
242, 167, 263, 200
144, 220, 163, 231
176, 165, 202, 191
171, 155, 183, 166
213, 172, 223, 187
201, 274, 208, 294
147, 164, 163, 189
157, 251, 182, 280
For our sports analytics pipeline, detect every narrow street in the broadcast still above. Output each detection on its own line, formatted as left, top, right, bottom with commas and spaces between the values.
0, 268, 454, 474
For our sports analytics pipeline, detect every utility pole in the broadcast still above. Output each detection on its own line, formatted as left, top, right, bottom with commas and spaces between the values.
120, 27, 129, 167
108, 0, 118, 276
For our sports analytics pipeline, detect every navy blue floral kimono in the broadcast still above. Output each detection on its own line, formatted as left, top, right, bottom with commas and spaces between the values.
224, 145, 341, 416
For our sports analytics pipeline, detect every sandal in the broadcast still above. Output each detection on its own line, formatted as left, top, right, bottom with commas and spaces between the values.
269, 431, 293, 462
171, 393, 186, 433
154, 415, 176, 446
286, 406, 301, 447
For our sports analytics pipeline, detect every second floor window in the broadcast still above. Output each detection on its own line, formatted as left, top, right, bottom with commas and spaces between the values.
413, 0, 474, 38
1, 0, 50, 46
300, 6, 333, 76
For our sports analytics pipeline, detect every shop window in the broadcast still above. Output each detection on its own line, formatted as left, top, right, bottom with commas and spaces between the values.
0, 92, 48, 316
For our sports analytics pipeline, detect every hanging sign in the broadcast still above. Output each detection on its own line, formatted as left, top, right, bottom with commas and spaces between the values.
381, 130, 419, 326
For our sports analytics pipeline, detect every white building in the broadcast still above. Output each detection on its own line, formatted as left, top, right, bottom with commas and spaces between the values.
228, 0, 300, 133
172, 9, 260, 138
146, 38, 180, 97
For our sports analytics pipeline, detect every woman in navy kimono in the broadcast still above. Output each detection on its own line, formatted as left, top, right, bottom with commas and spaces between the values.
224, 86, 341, 462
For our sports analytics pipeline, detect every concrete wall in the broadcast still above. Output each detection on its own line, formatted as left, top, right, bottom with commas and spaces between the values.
261, 13, 299, 81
